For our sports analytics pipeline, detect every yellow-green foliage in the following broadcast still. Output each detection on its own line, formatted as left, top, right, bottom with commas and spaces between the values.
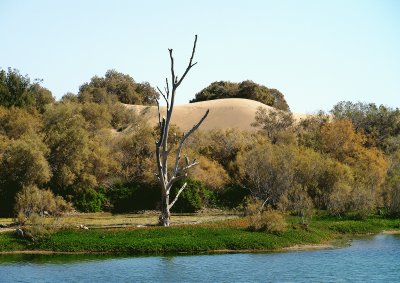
189, 155, 229, 190
14, 185, 72, 241
249, 210, 287, 234
242, 196, 263, 216
0, 66, 398, 220
252, 106, 294, 144
22, 214, 57, 242
15, 185, 72, 224
278, 184, 314, 224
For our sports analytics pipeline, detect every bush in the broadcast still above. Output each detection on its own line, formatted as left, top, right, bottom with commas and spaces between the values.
14, 185, 71, 242
327, 182, 375, 219
218, 184, 249, 209
15, 185, 72, 224
242, 196, 263, 216
74, 188, 107, 213
278, 184, 314, 224
170, 179, 203, 213
107, 182, 159, 213
349, 186, 375, 219
249, 210, 287, 234
21, 214, 56, 242
327, 182, 352, 217
170, 179, 217, 213
189, 155, 229, 190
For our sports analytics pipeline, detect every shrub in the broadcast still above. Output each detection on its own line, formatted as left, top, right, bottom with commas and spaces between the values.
327, 182, 352, 217
349, 186, 375, 219
278, 184, 314, 224
15, 185, 72, 224
14, 185, 71, 241
170, 179, 203, 213
74, 188, 107, 213
170, 179, 217, 213
107, 182, 159, 213
218, 184, 249, 209
249, 210, 287, 234
21, 214, 56, 242
242, 196, 263, 216
189, 155, 229, 190
327, 182, 375, 219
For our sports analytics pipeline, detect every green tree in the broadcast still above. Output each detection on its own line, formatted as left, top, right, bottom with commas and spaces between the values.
296, 111, 330, 150
331, 101, 400, 152
0, 133, 51, 216
237, 143, 297, 209
0, 68, 31, 108
252, 106, 295, 144
80, 102, 112, 132
190, 80, 290, 111
278, 184, 314, 224
113, 122, 155, 184
43, 103, 91, 194
0, 68, 54, 111
0, 106, 43, 139
383, 150, 400, 215
192, 128, 253, 172
78, 69, 159, 105
28, 82, 55, 113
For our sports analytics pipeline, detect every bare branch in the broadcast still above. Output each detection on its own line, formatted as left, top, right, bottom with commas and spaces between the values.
156, 100, 162, 128
157, 86, 169, 108
175, 35, 198, 88
184, 109, 209, 138
172, 109, 209, 177
168, 182, 187, 210
168, 48, 175, 90
165, 78, 170, 99
180, 161, 199, 172
156, 117, 166, 147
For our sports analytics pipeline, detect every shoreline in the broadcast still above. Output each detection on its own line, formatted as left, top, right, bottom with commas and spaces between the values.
3, 232, 397, 256
0, 240, 350, 255
0, 244, 336, 256
1, 217, 399, 256
381, 230, 400, 234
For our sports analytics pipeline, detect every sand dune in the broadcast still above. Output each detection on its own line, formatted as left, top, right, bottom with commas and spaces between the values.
125, 98, 309, 132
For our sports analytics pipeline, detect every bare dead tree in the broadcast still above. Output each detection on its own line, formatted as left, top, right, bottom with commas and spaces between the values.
155, 35, 209, 226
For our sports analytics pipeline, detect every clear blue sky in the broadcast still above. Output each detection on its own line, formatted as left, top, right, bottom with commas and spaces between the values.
1, 0, 399, 113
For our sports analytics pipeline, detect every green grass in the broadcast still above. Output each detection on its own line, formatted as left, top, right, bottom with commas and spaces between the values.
0, 233, 29, 251
313, 215, 400, 234
0, 215, 399, 254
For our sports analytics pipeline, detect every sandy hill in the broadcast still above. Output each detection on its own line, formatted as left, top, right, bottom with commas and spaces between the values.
125, 98, 308, 132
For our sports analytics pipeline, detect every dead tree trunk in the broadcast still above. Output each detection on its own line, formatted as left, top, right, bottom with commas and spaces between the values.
155, 35, 209, 226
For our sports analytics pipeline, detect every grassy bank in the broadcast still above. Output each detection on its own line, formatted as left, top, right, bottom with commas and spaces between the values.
0, 215, 399, 254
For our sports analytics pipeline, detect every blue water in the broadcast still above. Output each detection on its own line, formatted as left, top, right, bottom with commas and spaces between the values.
0, 234, 399, 282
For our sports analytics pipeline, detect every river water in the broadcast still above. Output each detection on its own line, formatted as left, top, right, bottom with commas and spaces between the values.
0, 234, 399, 282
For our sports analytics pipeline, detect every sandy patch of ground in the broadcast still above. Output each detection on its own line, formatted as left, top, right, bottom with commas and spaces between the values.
381, 230, 400, 234
282, 243, 336, 251
125, 98, 311, 132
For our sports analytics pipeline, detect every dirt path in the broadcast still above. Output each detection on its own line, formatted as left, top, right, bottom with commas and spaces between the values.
0, 228, 14, 234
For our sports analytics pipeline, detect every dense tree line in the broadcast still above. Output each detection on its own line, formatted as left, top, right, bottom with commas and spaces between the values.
0, 67, 399, 220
